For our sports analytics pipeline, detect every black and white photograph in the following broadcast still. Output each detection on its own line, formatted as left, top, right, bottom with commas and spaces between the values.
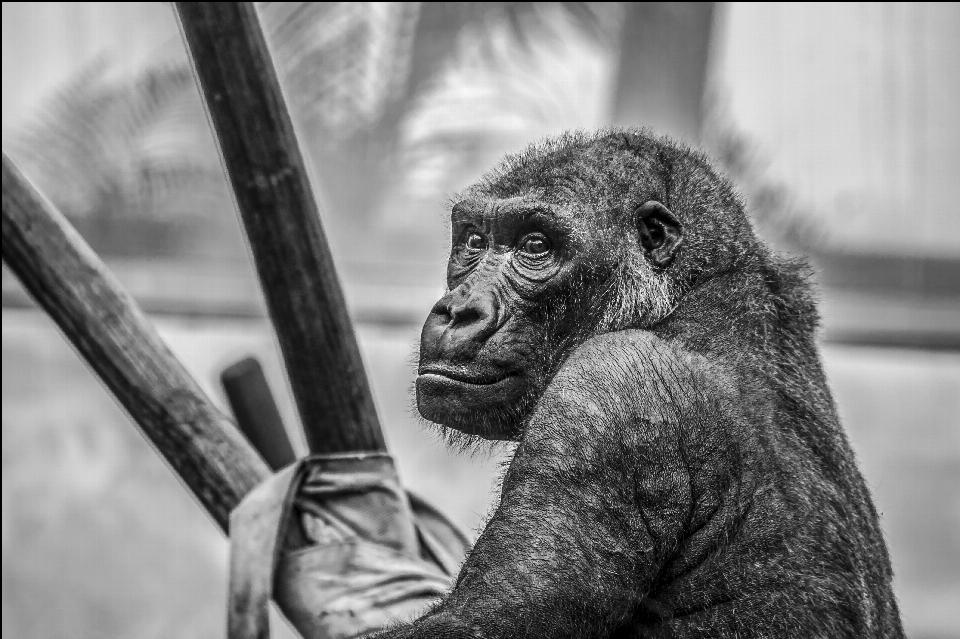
2, 3, 958, 638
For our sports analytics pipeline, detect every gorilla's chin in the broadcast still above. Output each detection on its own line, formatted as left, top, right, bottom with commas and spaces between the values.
416, 372, 527, 440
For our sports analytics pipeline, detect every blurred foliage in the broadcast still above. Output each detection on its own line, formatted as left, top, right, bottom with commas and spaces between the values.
6, 1, 812, 261
259, 1, 620, 247
5, 57, 236, 258
6, 2, 622, 262
7, 60, 225, 223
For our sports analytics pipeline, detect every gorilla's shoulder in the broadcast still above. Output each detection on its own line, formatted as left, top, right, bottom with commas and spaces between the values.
560, 329, 731, 389
564, 329, 688, 368
546, 329, 743, 428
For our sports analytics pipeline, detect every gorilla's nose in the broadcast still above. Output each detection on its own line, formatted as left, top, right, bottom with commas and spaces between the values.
424, 288, 501, 356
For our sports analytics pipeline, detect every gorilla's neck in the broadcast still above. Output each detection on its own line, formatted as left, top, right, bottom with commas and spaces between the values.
653, 258, 831, 409
654, 257, 855, 480
653, 268, 779, 362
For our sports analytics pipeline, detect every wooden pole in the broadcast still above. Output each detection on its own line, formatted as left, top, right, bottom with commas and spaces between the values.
175, 2, 387, 455
1, 154, 270, 532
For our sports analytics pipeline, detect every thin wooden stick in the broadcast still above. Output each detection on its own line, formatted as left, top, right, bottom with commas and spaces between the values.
1, 154, 270, 533
222, 356, 297, 471
175, 2, 387, 454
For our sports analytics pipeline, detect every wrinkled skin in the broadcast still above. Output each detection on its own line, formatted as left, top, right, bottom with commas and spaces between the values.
417, 192, 623, 439
376, 129, 904, 638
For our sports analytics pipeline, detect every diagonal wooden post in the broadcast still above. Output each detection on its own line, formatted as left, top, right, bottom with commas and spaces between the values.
2, 155, 270, 532
175, 2, 387, 455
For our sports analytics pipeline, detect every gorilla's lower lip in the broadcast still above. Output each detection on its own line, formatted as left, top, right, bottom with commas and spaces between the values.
417, 367, 515, 386
416, 369, 525, 421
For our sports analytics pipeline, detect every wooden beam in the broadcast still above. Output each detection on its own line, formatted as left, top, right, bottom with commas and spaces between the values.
175, 2, 386, 454
1, 154, 270, 532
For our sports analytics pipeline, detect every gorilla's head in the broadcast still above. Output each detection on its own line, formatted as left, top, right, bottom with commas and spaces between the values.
417, 129, 758, 440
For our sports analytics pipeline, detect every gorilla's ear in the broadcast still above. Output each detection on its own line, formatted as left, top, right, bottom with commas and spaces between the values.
635, 201, 682, 268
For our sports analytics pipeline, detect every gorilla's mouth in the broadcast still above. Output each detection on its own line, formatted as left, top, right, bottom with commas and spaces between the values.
417, 364, 516, 386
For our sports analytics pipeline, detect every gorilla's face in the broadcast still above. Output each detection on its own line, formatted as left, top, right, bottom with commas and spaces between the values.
417, 194, 586, 440
416, 185, 682, 441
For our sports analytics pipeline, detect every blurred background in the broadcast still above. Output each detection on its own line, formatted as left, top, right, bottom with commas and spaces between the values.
2, 2, 958, 638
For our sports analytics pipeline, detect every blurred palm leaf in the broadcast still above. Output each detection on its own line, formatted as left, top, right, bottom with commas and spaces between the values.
6, 2, 618, 259
262, 2, 610, 138
399, 5, 618, 204
258, 2, 616, 230
7, 59, 228, 224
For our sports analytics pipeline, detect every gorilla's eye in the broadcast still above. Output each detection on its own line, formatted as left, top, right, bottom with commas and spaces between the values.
465, 232, 487, 250
519, 234, 550, 256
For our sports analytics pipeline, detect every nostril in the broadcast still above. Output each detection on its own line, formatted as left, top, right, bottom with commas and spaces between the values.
429, 288, 498, 334
449, 304, 482, 328
430, 298, 453, 321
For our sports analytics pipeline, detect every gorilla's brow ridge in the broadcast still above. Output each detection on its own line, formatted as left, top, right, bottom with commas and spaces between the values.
451, 199, 573, 230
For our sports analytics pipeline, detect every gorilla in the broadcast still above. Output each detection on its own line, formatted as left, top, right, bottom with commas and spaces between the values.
378, 129, 904, 638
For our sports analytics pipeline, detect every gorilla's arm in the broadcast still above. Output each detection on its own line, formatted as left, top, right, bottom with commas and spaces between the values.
376, 332, 738, 638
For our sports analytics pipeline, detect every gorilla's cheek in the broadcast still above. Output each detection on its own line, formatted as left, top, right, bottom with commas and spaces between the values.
415, 373, 526, 429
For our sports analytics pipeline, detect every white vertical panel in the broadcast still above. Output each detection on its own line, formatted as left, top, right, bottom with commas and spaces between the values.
713, 2, 960, 254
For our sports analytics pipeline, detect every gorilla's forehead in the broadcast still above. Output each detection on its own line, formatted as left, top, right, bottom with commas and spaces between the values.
462, 132, 671, 220
453, 193, 572, 219
469, 155, 615, 202
455, 172, 632, 233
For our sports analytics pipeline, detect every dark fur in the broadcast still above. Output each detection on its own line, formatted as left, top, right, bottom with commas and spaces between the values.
378, 129, 904, 638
